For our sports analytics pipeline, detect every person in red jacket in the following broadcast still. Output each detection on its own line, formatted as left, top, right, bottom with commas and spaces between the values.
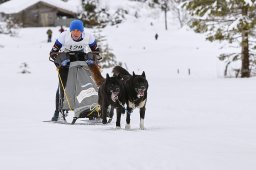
59, 26, 65, 33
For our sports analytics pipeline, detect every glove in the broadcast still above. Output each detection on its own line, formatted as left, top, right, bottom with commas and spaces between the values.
61, 59, 70, 66
86, 59, 94, 65
93, 48, 102, 61
50, 52, 57, 61
93, 48, 100, 55
85, 52, 95, 66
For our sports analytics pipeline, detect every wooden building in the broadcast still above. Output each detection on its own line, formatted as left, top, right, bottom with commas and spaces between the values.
0, 0, 80, 27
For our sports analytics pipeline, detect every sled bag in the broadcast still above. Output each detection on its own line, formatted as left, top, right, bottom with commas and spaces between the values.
62, 61, 98, 117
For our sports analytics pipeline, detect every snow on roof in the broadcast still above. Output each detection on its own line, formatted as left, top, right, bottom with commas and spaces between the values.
0, 0, 82, 14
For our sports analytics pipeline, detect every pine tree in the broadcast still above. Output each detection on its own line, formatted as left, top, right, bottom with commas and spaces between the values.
149, 0, 188, 29
78, 1, 124, 68
79, 0, 126, 28
0, 18, 20, 36
100, 44, 122, 69
0, 0, 9, 4
149, 0, 170, 30
161, 0, 169, 30
93, 29, 121, 69
184, 0, 256, 77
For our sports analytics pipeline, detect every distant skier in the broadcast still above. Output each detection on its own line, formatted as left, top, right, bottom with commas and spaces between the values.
155, 33, 158, 40
46, 29, 53, 42
49, 19, 104, 121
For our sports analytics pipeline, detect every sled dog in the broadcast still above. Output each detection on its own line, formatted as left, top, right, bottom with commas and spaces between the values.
112, 66, 148, 129
98, 74, 126, 124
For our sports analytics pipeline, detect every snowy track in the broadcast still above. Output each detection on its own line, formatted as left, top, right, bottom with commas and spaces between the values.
0, 18, 256, 170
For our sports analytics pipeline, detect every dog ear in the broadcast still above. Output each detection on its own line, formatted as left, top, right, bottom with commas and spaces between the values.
132, 71, 136, 77
106, 73, 110, 81
142, 71, 146, 78
117, 73, 122, 79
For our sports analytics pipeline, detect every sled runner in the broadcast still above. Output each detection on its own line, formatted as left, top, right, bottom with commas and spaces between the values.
49, 51, 101, 124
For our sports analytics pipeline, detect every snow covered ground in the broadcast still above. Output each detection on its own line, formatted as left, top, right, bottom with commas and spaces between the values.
1, 3, 256, 170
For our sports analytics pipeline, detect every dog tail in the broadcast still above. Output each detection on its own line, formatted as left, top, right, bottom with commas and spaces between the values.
112, 66, 130, 78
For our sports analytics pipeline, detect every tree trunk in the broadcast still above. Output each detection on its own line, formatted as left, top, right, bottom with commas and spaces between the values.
164, 8, 168, 30
241, 6, 250, 78
241, 31, 250, 77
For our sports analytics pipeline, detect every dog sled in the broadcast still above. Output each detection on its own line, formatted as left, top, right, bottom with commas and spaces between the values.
49, 51, 101, 124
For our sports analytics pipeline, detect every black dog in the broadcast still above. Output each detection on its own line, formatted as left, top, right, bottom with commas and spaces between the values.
98, 73, 126, 124
113, 66, 148, 130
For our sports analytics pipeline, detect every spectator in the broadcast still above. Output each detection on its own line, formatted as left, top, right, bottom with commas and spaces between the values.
46, 29, 53, 42
155, 33, 158, 40
59, 26, 65, 33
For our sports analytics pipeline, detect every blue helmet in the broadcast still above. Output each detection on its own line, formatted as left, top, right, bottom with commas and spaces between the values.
70, 19, 84, 32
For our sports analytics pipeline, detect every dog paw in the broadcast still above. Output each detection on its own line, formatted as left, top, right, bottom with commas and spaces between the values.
102, 119, 107, 124
140, 119, 145, 130
125, 124, 131, 130
140, 124, 145, 130
115, 126, 121, 129
107, 118, 112, 123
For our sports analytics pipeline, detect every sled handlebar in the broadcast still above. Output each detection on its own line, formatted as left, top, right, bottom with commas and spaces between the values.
49, 51, 101, 63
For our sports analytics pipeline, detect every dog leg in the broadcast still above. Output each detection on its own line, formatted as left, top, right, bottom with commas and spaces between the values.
101, 106, 108, 124
140, 119, 144, 130
125, 124, 131, 130
107, 106, 114, 123
140, 107, 146, 130
125, 109, 132, 130
116, 108, 122, 128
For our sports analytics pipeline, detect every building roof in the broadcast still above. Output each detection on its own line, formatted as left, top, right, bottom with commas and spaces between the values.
0, 0, 82, 14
